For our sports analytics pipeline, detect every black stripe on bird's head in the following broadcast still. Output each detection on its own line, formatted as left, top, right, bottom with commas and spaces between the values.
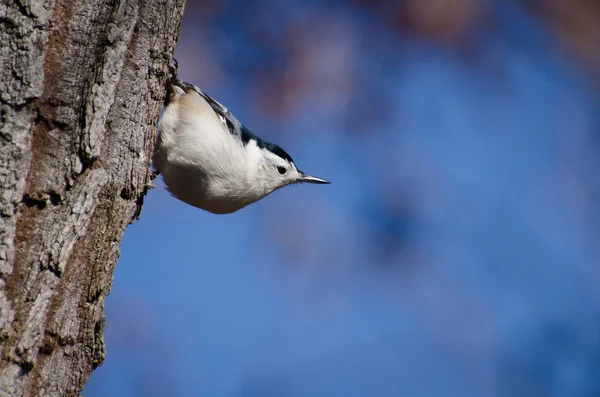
240, 125, 295, 164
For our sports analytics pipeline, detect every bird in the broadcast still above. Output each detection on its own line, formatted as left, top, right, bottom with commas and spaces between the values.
152, 70, 330, 214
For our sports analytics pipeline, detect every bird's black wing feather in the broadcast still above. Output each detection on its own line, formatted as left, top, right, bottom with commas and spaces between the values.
182, 82, 295, 164
182, 83, 240, 137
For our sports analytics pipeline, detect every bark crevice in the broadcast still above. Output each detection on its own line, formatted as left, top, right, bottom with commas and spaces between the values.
0, 0, 185, 395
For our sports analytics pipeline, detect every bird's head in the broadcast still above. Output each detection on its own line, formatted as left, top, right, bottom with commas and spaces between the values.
249, 140, 330, 197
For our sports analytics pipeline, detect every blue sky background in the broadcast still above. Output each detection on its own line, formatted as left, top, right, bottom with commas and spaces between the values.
85, 1, 600, 396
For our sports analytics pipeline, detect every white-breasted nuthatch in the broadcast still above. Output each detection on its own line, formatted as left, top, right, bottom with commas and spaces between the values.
152, 69, 330, 214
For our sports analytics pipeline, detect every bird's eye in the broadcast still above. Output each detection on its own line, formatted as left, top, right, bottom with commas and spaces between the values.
277, 166, 287, 175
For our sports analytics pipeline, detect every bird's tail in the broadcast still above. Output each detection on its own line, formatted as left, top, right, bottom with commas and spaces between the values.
165, 58, 185, 107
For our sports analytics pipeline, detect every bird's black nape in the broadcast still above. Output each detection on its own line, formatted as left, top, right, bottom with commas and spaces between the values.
240, 125, 295, 164
263, 142, 294, 164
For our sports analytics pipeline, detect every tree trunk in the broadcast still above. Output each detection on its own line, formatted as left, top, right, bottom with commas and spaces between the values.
0, 0, 185, 395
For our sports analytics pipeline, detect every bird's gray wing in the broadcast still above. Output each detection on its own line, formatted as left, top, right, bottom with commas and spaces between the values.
179, 83, 282, 155
182, 83, 242, 137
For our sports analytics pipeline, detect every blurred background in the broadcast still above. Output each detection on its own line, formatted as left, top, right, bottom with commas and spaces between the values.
85, 0, 600, 396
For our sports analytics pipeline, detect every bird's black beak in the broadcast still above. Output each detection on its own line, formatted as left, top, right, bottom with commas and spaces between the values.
298, 171, 330, 184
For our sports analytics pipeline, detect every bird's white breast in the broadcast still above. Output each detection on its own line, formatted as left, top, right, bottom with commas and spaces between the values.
153, 89, 262, 214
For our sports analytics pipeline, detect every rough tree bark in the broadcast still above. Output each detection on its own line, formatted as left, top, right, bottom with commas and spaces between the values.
0, 0, 185, 395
